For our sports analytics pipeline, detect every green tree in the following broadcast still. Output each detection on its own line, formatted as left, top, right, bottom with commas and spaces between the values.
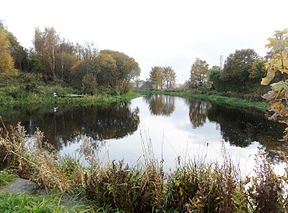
163, 66, 176, 89
190, 58, 209, 88
70, 42, 98, 88
28, 51, 45, 74
208, 65, 221, 90
221, 49, 259, 82
149, 66, 164, 89
82, 73, 97, 94
249, 59, 266, 80
94, 52, 117, 88
261, 29, 288, 140
56, 41, 79, 81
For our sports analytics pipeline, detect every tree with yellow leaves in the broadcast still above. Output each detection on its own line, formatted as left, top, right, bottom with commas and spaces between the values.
261, 29, 288, 140
0, 31, 17, 76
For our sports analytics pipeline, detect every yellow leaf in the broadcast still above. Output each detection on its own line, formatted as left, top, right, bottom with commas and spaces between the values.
261, 69, 275, 85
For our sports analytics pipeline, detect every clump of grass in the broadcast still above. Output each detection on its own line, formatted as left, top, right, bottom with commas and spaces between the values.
0, 124, 85, 194
85, 162, 163, 212
0, 193, 94, 212
164, 157, 243, 213
0, 170, 17, 188
248, 153, 286, 212
82, 139, 164, 212
0, 123, 287, 212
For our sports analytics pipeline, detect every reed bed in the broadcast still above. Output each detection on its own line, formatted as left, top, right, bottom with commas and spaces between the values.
0, 123, 287, 212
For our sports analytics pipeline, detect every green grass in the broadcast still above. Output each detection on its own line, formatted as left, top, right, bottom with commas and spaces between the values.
0, 89, 139, 106
137, 89, 267, 111
0, 170, 17, 188
0, 193, 94, 212
0, 73, 140, 109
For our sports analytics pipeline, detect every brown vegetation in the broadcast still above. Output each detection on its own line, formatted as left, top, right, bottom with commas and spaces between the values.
0, 124, 287, 212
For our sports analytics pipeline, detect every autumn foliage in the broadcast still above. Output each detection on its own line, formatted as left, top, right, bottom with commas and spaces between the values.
0, 31, 18, 76
261, 29, 288, 140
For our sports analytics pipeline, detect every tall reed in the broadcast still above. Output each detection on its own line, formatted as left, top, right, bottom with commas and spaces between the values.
0, 124, 287, 212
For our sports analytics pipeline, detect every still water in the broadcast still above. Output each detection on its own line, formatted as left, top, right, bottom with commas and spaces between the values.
2, 95, 288, 175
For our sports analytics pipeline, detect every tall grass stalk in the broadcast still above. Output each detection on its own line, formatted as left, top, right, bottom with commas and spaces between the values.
0, 124, 287, 212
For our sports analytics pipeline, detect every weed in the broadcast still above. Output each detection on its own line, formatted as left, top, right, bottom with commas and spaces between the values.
0, 124, 287, 212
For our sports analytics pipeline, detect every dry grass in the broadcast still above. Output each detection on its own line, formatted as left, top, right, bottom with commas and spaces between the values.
0, 123, 287, 212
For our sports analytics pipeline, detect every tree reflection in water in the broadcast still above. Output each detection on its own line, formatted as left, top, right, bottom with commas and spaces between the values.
2, 102, 140, 150
1, 95, 287, 165
207, 103, 288, 163
185, 98, 288, 163
185, 98, 212, 128
144, 95, 175, 116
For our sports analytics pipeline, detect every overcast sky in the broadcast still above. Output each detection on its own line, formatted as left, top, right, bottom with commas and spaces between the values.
1, 0, 288, 83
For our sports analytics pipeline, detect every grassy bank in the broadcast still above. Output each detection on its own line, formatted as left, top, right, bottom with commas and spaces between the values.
137, 89, 267, 111
0, 124, 287, 212
0, 90, 139, 107
0, 74, 140, 109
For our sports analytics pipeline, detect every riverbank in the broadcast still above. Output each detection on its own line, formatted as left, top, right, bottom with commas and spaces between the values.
0, 91, 140, 123
0, 74, 140, 108
0, 90, 139, 107
137, 89, 267, 111
0, 125, 287, 212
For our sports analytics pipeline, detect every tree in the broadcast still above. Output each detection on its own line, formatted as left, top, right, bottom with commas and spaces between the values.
100, 50, 140, 91
56, 41, 78, 81
208, 65, 221, 90
249, 59, 266, 80
163, 66, 176, 89
34, 27, 60, 80
0, 20, 28, 72
0, 31, 17, 76
70, 42, 98, 88
149, 66, 164, 89
94, 52, 117, 88
82, 73, 97, 94
261, 29, 288, 140
221, 49, 259, 82
190, 58, 209, 87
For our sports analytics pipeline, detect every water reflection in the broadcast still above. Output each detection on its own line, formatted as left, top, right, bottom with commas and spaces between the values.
206, 104, 284, 147
144, 94, 175, 116
184, 98, 288, 163
1, 95, 287, 173
206, 104, 288, 163
185, 99, 212, 128
2, 102, 140, 150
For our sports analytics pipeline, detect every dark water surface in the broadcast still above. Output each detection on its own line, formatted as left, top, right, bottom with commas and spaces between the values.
2, 95, 287, 175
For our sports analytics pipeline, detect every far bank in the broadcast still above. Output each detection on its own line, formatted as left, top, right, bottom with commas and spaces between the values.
137, 89, 267, 111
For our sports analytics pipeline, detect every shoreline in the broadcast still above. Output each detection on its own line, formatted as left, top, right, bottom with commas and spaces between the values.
137, 89, 267, 111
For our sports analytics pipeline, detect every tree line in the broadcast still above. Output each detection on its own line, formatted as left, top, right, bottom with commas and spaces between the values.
188, 29, 288, 141
188, 49, 267, 97
148, 66, 176, 89
0, 21, 140, 94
